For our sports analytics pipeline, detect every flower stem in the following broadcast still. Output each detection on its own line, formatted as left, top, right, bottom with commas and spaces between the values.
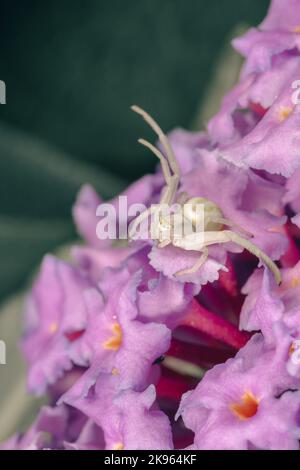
180, 299, 250, 350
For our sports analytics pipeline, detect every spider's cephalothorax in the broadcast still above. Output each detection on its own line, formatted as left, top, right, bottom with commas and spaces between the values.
129, 105, 281, 284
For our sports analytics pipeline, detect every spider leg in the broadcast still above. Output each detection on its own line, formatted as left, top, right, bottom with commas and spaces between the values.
137, 138, 179, 204
176, 191, 189, 205
158, 239, 172, 248
128, 205, 159, 240
131, 105, 181, 178
129, 137, 173, 239
138, 138, 171, 184
174, 231, 229, 251
207, 216, 253, 237
175, 247, 208, 277
222, 230, 281, 284
128, 176, 179, 240
132, 105, 181, 205
160, 175, 180, 205
131, 105, 184, 240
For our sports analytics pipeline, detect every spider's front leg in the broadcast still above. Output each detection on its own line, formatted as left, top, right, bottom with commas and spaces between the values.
172, 229, 281, 284
206, 215, 253, 238
175, 247, 208, 277
129, 105, 181, 240
222, 230, 281, 285
172, 231, 224, 277
128, 205, 159, 240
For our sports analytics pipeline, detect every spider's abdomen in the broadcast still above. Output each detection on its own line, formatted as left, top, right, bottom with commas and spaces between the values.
184, 197, 223, 232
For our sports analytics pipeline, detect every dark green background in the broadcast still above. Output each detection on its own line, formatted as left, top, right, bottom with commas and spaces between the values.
0, 0, 269, 300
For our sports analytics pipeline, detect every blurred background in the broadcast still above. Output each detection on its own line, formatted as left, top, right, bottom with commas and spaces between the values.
0, 0, 269, 441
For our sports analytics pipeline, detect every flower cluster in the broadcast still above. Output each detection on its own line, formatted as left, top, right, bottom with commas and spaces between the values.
3, 0, 300, 450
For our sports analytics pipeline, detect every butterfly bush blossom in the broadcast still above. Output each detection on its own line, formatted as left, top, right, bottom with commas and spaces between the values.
3, 0, 300, 450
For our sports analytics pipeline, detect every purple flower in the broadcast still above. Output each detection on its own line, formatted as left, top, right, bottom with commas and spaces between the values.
64, 419, 105, 450
21, 255, 95, 395
233, 0, 300, 76
76, 267, 171, 391
114, 386, 173, 450
208, 54, 300, 177
206, 0, 300, 177
6, 0, 300, 451
180, 388, 300, 450
177, 334, 300, 449
240, 264, 300, 334
61, 375, 173, 450
209, 54, 300, 146
24, 252, 172, 396
217, 84, 300, 177
240, 266, 300, 380
137, 273, 198, 327
284, 167, 300, 213
261, 0, 300, 32
71, 245, 132, 283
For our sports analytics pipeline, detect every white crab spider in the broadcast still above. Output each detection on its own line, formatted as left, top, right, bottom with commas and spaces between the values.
129, 105, 281, 285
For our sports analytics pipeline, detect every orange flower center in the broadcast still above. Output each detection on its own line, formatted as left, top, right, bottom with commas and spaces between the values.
289, 340, 300, 356
103, 322, 123, 351
292, 26, 300, 33
279, 106, 293, 122
113, 443, 124, 450
290, 342, 296, 355
49, 322, 58, 334
290, 278, 300, 288
230, 391, 259, 420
